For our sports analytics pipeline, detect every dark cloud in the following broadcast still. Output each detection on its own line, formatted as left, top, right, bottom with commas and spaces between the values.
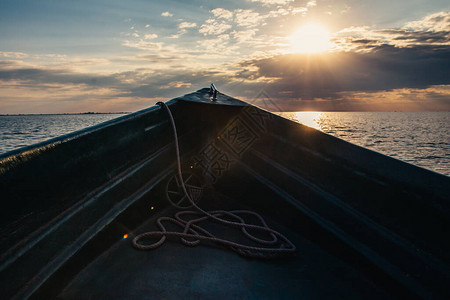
350, 39, 380, 45
0, 63, 228, 101
0, 67, 122, 87
111, 69, 228, 98
235, 44, 450, 102
376, 29, 450, 44
134, 54, 181, 63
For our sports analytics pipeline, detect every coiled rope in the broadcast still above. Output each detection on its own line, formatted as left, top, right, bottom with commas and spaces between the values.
132, 101, 296, 258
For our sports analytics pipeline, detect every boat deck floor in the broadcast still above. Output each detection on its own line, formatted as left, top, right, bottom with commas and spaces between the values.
58, 194, 393, 300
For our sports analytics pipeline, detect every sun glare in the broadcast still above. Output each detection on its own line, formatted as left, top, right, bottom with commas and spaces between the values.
289, 23, 333, 54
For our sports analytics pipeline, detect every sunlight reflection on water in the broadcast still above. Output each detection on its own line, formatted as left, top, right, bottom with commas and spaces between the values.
277, 112, 450, 176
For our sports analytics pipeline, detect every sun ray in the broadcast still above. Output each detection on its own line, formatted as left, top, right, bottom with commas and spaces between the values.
289, 23, 333, 54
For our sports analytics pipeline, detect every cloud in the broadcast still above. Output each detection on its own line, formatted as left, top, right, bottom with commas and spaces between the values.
199, 19, 232, 36
0, 51, 29, 59
159, 81, 192, 89
161, 11, 173, 17
267, 7, 290, 17
1, 44, 449, 113
172, 5, 311, 56
232, 29, 258, 43
198, 8, 265, 37
281, 6, 307, 16
248, 0, 294, 6
144, 33, 158, 40
0, 61, 140, 113
2, 10, 449, 113
122, 39, 163, 50
306, 0, 317, 8
133, 54, 179, 63
167, 23, 196, 38
178, 22, 197, 29
404, 11, 450, 31
376, 29, 450, 45
0, 62, 210, 113
250, 85, 450, 112
334, 85, 450, 111
168, 32, 183, 39
0, 52, 67, 62
334, 11, 450, 51
196, 34, 239, 56
0, 60, 228, 102
234, 9, 265, 28
211, 8, 233, 20
0, 66, 122, 88
234, 44, 450, 102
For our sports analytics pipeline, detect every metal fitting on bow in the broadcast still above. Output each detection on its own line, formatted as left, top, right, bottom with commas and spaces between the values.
210, 83, 218, 100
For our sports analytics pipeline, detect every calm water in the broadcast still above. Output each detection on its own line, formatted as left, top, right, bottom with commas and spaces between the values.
0, 114, 126, 154
278, 112, 449, 176
0, 112, 448, 176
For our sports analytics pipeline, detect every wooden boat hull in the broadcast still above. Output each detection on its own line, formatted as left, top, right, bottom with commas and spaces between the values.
0, 88, 449, 299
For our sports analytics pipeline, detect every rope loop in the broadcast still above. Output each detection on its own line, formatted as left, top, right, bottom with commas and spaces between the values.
132, 101, 296, 259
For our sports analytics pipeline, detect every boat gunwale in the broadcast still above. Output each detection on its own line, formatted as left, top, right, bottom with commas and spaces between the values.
0, 100, 178, 162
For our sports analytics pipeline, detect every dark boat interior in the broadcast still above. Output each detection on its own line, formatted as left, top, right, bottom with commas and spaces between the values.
0, 88, 449, 299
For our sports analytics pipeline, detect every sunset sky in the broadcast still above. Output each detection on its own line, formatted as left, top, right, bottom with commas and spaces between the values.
0, 0, 449, 113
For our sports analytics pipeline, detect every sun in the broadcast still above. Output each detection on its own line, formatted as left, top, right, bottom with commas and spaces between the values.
289, 23, 333, 54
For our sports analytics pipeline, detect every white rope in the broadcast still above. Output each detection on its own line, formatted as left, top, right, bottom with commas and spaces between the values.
132, 101, 296, 258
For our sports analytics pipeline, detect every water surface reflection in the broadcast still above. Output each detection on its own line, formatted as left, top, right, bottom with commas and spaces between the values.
277, 112, 449, 176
